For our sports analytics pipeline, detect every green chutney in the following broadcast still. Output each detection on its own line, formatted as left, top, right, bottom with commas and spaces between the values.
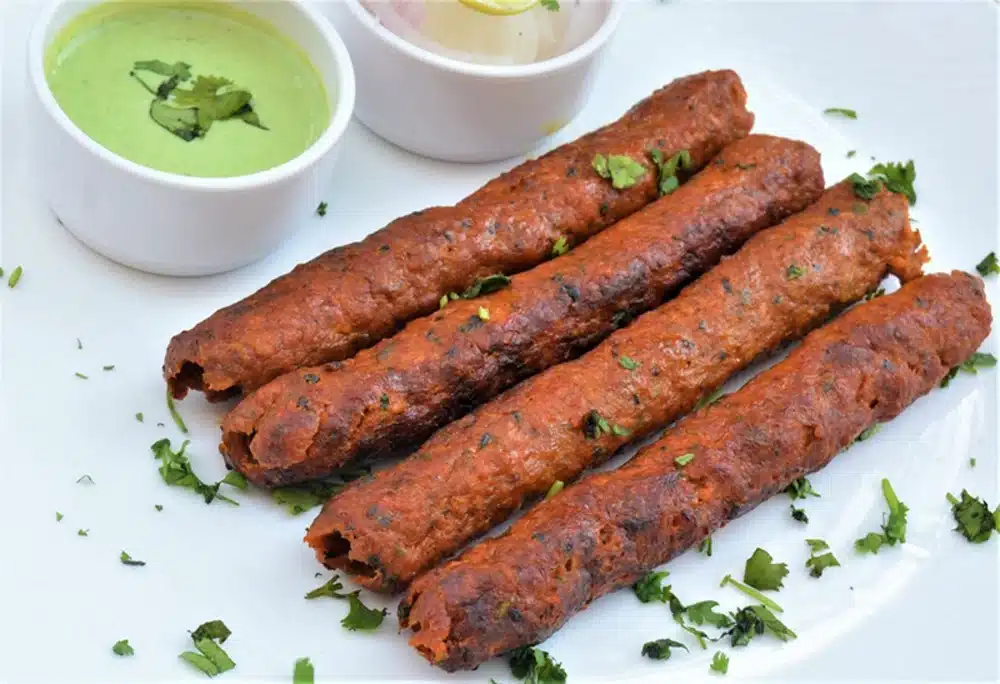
45, 1, 331, 178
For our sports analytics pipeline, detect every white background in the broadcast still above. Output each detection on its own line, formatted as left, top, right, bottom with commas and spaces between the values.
1, 1, 997, 683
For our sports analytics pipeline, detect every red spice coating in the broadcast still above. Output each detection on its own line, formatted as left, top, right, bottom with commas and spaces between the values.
305, 182, 926, 592
222, 135, 823, 486
164, 70, 754, 401
400, 271, 992, 670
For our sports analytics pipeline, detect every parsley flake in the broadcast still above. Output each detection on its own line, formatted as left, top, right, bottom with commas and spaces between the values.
641, 638, 688, 660
592, 153, 647, 189
742, 548, 788, 591
112, 639, 134, 657
855, 478, 908, 553
675, 453, 695, 467
55, 512, 64, 522
710, 651, 729, 674
976, 252, 999, 277
120, 551, 146, 567
316, 202, 328, 217
785, 477, 819, 500
508, 646, 567, 684
790, 505, 808, 524
77, 528, 89, 537
824, 107, 857, 119
293, 658, 314, 684
947, 490, 998, 543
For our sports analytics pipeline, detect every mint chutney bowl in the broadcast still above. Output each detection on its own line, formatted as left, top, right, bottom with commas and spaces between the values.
28, 0, 356, 276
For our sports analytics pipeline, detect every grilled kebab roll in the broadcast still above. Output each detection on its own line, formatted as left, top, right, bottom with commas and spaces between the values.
223, 135, 823, 486
165, 70, 754, 401
305, 181, 927, 592
400, 271, 992, 670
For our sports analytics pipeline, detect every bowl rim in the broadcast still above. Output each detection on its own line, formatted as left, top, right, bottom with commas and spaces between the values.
343, 0, 624, 79
27, 0, 357, 192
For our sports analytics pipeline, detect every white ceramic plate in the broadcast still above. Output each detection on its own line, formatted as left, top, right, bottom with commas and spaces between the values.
1, 2, 996, 683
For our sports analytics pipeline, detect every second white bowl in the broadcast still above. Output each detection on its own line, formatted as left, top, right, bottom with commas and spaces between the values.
324, 0, 622, 163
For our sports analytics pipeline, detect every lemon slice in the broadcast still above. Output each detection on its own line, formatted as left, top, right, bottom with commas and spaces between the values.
457, 0, 541, 17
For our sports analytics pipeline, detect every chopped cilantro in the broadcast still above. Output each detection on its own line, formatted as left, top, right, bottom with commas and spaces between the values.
545, 480, 564, 500
823, 107, 857, 119
785, 477, 819, 500
856, 423, 881, 442
848, 172, 882, 200
75, 372, 89, 380
649, 148, 692, 196
846, 150, 857, 159
76, 338, 83, 350
551, 236, 569, 257
154, 504, 163, 512
698, 536, 713, 556
439, 295, 449, 309
316, 202, 328, 217
305, 575, 347, 600
221, 471, 248, 490
592, 153, 647, 189
77, 528, 89, 537
710, 651, 729, 674
293, 658, 314, 684
742, 548, 788, 591
641, 638, 688, 660
976, 252, 999, 277
790, 505, 808, 523
633, 570, 671, 604
855, 478, 908, 553
719, 574, 783, 613
941, 350, 997, 387
460, 274, 510, 299
151, 438, 239, 505
165, 387, 188, 434
869, 161, 917, 205
179, 651, 220, 677
675, 453, 695, 467
477, 306, 490, 321
540, 0, 560, 9
342, 592, 387, 631
135, 412, 144, 422
103, 365, 115, 371
724, 605, 796, 646
611, 424, 631, 437
55, 512, 64, 522
948, 490, 998, 543
508, 646, 567, 684
112, 639, 134, 657
785, 264, 806, 280
694, 387, 724, 411
191, 620, 231, 643
120, 551, 146, 567
685, 601, 733, 629
7, 265, 23, 288
618, 355, 639, 370
804, 539, 840, 578
582, 410, 611, 439
77, 474, 95, 485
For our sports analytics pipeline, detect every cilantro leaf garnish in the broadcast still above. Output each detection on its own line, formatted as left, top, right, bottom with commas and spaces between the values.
633, 570, 671, 604
341, 592, 387, 631
55, 512, 63, 522
221, 471, 248, 490
724, 605, 796, 646
685, 600, 733, 629
112, 639, 134, 657
77, 528, 89, 537
271, 467, 369, 515
544, 480, 564, 500
540, 0, 560, 10
947, 490, 998, 543
592, 153, 647, 189
710, 651, 729, 674
582, 410, 611, 439
120, 551, 146, 567
742, 548, 788, 591
181, 620, 235, 677
133, 59, 192, 80
823, 107, 857, 119
151, 439, 239, 505
293, 658, 315, 684
848, 173, 882, 200
699, 536, 713, 556
165, 387, 188, 434
618, 355, 639, 370
460, 274, 510, 299
508, 646, 567, 684
785, 477, 819, 500
694, 387, 724, 411
855, 478, 908, 553
641, 638, 688, 660
790, 505, 808, 523
941, 350, 997, 387
976, 252, 999, 277
719, 575, 783, 613
869, 161, 917, 205
804, 539, 840, 578
305, 575, 348, 600
649, 148, 692, 196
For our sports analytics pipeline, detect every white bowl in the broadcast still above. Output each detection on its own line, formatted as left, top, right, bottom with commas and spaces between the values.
27, 0, 356, 277
323, 0, 622, 163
